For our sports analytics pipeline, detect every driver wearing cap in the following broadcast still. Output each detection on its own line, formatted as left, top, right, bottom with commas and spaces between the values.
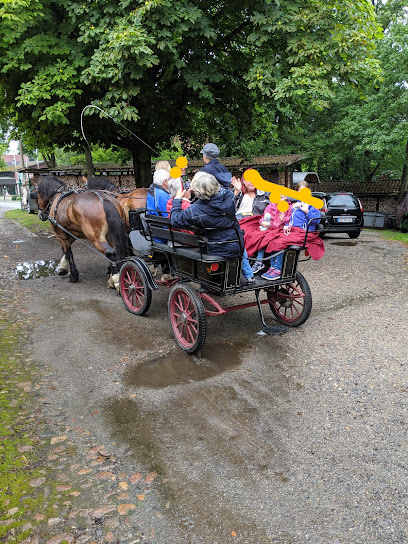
200, 143, 237, 189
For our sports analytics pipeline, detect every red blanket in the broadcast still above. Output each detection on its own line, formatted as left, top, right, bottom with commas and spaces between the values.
239, 215, 325, 260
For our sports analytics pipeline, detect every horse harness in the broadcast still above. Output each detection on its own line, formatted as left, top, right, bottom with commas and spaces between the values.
46, 188, 118, 264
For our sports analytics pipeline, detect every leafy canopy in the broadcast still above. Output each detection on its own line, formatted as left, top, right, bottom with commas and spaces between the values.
0, 0, 381, 171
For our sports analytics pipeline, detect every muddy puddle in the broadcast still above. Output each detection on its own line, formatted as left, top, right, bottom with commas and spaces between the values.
125, 338, 250, 387
15, 259, 59, 280
330, 240, 364, 246
104, 370, 290, 543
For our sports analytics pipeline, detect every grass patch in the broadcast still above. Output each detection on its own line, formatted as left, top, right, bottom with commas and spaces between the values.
0, 288, 70, 542
380, 229, 408, 245
4, 209, 52, 234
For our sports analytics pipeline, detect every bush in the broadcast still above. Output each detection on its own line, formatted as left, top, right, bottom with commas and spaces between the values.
11, 195, 21, 201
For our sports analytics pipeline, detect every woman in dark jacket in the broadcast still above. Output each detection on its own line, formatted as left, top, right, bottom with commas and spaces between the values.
170, 172, 241, 258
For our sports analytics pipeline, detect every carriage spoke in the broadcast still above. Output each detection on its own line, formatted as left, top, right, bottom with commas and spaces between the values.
174, 294, 184, 313
187, 323, 197, 342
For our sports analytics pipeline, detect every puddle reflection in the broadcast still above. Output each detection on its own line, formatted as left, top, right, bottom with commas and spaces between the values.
15, 260, 59, 280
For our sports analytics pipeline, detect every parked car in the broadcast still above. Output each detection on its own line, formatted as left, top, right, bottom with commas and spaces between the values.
312, 192, 364, 238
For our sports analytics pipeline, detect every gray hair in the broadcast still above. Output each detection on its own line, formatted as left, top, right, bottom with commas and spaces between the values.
153, 168, 170, 186
296, 180, 310, 190
191, 172, 220, 200
155, 160, 171, 172
167, 177, 182, 198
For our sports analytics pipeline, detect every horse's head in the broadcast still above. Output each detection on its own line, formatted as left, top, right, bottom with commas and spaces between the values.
86, 175, 118, 192
36, 175, 66, 220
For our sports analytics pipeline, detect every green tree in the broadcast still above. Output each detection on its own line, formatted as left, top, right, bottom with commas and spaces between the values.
274, 0, 408, 203
0, 0, 381, 184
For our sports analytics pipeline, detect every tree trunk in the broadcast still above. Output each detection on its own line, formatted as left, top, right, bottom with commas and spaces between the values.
130, 141, 152, 187
85, 148, 94, 178
365, 163, 379, 183
18, 140, 24, 167
44, 152, 56, 168
398, 138, 408, 204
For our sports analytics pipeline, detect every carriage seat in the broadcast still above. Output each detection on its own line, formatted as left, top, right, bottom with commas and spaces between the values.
145, 215, 231, 263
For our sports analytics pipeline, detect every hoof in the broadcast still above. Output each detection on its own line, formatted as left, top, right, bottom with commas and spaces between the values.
148, 264, 159, 277
108, 273, 120, 291
69, 275, 79, 283
57, 269, 69, 276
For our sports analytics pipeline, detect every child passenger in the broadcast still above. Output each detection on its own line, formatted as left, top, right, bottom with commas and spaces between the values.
250, 196, 292, 276
260, 181, 321, 280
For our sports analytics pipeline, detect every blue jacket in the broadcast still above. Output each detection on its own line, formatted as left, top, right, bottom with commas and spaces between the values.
146, 184, 171, 243
290, 205, 321, 232
170, 187, 243, 258
146, 184, 171, 217
201, 159, 232, 188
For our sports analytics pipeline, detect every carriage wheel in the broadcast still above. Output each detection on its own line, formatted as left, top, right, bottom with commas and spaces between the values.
168, 283, 207, 354
267, 271, 312, 327
119, 261, 152, 316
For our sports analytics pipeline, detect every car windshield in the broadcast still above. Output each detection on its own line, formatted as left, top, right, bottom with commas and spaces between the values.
327, 194, 358, 207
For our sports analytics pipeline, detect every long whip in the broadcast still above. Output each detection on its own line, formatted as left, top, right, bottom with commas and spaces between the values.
80, 104, 159, 158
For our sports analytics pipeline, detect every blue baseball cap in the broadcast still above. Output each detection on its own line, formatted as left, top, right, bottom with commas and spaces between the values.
200, 143, 220, 159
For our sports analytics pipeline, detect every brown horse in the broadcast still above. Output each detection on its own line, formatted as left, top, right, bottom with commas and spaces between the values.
35, 175, 131, 285
86, 176, 148, 230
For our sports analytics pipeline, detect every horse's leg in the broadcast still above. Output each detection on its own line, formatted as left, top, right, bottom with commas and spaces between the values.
106, 260, 120, 291
57, 251, 69, 276
59, 238, 79, 283
54, 232, 79, 282
66, 245, 79, 283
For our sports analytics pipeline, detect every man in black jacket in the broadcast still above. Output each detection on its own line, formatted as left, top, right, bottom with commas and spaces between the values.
200, 143, 237, 189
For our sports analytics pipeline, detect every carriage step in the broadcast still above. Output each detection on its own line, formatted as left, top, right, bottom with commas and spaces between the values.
258, 325, 291, 336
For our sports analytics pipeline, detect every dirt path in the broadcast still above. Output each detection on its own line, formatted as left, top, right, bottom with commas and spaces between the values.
1, 215, 408, 544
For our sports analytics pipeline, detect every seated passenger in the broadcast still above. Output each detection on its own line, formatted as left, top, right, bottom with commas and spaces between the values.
166, 177, 191, 213
232, 172, 271, 220
146, 168, 171, 217
200, 143, 238, 189
250, 196, 293, 276
170, 172, 254, 282
283, 181, 321, 235
261, 181, 321, 280
154, 160, 171, 173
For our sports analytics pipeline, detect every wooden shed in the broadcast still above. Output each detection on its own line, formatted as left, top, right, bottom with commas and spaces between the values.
19, 154, 307, 190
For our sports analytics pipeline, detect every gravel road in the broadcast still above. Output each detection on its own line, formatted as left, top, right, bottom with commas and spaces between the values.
1, 212, 408, 544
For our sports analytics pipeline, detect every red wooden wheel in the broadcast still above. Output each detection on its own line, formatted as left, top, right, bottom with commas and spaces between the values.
168, 284, 207, 354
267, 271, 312, 327
119, 261, 152, 316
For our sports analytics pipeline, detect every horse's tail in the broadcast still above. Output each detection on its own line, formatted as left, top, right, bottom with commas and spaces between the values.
103, 199, 131, 260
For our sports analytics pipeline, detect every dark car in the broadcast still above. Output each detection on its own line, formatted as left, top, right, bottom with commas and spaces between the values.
313, 192, 364, 238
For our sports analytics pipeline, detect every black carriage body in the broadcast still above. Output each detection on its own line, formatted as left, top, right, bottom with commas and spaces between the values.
128, 208, 301, 293
122, 208, 314, 353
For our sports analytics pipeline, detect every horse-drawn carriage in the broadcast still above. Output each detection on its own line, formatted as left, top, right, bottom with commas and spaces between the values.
118, 208, 315, 354
33, 174, 319, 354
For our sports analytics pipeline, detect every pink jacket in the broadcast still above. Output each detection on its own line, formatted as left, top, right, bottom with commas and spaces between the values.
259, 202, 292, 228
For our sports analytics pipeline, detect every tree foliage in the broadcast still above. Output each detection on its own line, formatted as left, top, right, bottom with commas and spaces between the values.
0, 0, 381, 181
274, 0, 408, 200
